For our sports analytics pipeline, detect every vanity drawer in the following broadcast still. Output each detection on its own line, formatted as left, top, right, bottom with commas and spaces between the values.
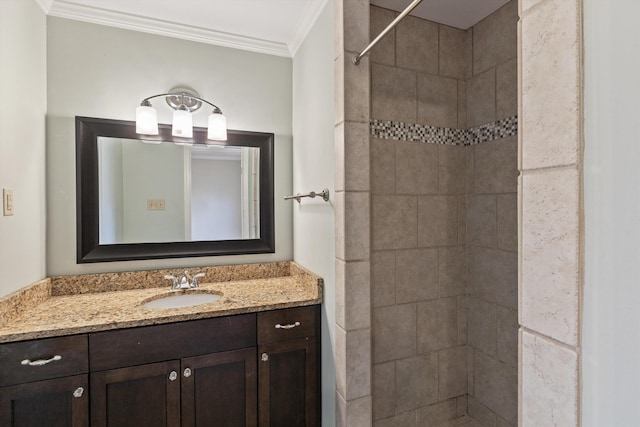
257, 305, 319, 345
90, 313, 256, 371
0, 335, 88, 387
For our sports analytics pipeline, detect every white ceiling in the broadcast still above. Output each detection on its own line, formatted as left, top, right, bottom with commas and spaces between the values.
371, 0, 511, 30
37, 0, 510, 58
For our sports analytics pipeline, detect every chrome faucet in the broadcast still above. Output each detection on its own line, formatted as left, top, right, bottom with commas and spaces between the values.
165, 271, 205, 290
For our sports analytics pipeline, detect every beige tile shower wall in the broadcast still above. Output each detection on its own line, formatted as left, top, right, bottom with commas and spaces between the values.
370, 8, 467, 129
466, 138, 519, 426
371, 142, 469, 427
518, 0, 583, 426
466, 3, 519, 426
370, 7, 469, 425
334, 0, 373, 425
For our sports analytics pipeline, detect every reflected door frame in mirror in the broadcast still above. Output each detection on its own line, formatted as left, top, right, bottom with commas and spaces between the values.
76, 116, 275, 263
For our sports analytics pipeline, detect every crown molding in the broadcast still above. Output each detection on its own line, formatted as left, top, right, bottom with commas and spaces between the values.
288, 0, 329, 57
47, 0, 291, 57
34, 0, 54, 14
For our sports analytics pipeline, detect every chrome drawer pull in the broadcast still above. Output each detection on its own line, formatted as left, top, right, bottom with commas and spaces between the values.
73, 387, 84, 398
21, 355, 62, 367
275, 321, 300, 330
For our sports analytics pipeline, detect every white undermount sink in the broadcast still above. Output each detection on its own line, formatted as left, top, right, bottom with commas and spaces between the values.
142, 292, 222, 309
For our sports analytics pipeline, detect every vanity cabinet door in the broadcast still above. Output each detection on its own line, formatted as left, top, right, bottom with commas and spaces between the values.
90, 360, 180, 427
257, 305, 321, 427
0, 374, 88, 427
181, 347, 257, 427
258, 338, 319, 427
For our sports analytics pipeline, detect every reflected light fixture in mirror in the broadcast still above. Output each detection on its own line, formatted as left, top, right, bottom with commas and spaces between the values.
135, 87, 227, 141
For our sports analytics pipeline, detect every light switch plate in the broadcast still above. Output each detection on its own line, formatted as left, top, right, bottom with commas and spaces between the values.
147, 198, 165, 210
3, 189, 14, 216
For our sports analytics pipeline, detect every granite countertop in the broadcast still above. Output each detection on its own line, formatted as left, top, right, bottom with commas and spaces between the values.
0, 262, 323, 343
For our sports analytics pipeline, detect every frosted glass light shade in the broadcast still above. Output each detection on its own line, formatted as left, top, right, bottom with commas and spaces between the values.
135, 105, 159, 135
172, 109, 193, 138
207, 112, 227, 141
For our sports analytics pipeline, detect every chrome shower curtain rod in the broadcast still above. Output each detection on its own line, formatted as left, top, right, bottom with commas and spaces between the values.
353, 0, 424, 65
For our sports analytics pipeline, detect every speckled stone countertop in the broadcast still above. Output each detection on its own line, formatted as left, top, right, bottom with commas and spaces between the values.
0, 262, 322, 343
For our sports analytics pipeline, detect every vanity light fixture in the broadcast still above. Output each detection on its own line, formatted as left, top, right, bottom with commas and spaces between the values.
135, 87, 227, 141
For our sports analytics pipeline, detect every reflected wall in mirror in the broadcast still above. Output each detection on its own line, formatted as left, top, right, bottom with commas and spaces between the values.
98, 138, 260, 244
77, 117, 274, 263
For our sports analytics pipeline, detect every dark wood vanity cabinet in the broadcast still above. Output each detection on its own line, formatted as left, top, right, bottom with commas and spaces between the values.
181, 348, 257, 426
89, 349, 257, 427
90, 360, 181, 426
0, 335, 90, 427
0, 305, 320, 427
258, 306, 321, 427
89, 314, 257, 427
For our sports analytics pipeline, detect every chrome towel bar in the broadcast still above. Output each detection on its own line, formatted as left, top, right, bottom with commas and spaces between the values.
284, 188, 330, 204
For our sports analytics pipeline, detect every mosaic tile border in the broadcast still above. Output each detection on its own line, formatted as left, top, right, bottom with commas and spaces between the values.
370, 115, 518, 146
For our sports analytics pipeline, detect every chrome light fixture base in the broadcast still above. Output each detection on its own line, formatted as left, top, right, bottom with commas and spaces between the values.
165, 87, 202, 112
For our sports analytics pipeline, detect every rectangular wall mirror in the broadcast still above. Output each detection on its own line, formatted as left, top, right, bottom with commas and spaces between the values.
76, 116, 275, 263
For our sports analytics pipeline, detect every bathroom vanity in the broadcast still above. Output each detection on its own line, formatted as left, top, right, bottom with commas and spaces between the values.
0, 262, 322, 427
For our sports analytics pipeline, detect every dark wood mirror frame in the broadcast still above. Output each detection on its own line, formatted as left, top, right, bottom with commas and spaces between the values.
76, 116, 275, 263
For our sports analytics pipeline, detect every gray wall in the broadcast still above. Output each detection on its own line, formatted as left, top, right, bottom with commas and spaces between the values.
0, 0, 47, 297
46, 17, 293, 275
292, 3, 336, 426
583, 0, 640, 423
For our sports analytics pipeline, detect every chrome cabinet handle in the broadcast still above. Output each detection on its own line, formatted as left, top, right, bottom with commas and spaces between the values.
73, 387, 84, 398
169, 371, 178, 381
184, 368, 192, 378
21, 355, 62, 366
261, 353, 269, 362
275, 321, 300, 330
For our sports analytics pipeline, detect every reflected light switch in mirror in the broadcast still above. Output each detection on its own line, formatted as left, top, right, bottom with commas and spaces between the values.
147, 199, 165, 210
3, 189, 14, 216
